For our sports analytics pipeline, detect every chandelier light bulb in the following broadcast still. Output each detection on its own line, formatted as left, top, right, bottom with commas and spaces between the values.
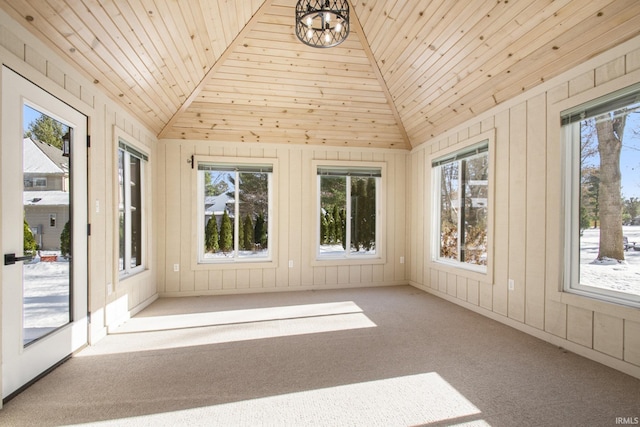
335, 22, 342, 32
324, 32, 331, 43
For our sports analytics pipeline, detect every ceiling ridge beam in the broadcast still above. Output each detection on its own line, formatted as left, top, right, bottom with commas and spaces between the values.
158, 0, 274, 139
347, 0, 412, 150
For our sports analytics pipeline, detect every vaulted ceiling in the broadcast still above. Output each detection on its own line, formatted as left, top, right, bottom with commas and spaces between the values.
2, 0, 640, 149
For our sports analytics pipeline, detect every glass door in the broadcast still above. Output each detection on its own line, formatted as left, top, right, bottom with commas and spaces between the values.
2, 67, 88, 400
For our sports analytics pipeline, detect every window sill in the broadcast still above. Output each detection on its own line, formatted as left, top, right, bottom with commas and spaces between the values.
559, 289, 640, 321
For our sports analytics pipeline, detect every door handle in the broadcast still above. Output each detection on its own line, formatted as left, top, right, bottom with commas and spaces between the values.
4, 253, 34, 266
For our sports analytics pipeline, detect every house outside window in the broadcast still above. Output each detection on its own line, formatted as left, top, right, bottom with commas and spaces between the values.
316, 164, 382, 260
197, 160, 273, 263
562, 83, 640, 307
431, 141, 490, 273
118, 139, 147, 276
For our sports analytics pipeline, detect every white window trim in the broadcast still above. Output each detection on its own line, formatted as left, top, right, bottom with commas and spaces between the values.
193, 155, 278, 268
114, 127, 149, 280
312, 160, 386, 265
429, 130, 495, 284
561, 83, 640, 309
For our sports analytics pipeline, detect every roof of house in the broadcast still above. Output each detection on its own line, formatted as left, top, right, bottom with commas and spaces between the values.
23, 137, 64, 174
23, 191, 69, 206
204, 194, 234, 216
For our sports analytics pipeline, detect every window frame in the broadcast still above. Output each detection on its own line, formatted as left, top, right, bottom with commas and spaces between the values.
313, 160, 386, 264
116, 133, 148, 279
429, 131, 495, 282
561, 82, 640, 308
194, 156, 276, 266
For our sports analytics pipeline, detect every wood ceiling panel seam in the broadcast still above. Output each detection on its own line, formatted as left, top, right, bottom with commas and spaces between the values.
200, 0, 228, 59
395, 0, 575, 119
188, 97, 400, 114
388, 0, 504, 94
19, 0, 169, 128
206, 69, 382, 87
179, 116, 402, 128
368, 1, 438, 64
222, 57, 380, 74
147, 0, 204, 86
400, 0, 620, 122
182, 1, 218, 70
118, 1, 190, 100
363, 0, 414, 55
383, 0, 496, 94
347, 0, 411, 149
185, 104, 402, 119
199, 84, 389, 100
158, 0, 273, 139
100, 0, 189, 105
407, 5, 640, 141
354, 0, 397, 46
73, 0, 179, 119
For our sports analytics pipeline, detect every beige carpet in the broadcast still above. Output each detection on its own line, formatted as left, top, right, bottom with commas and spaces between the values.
2, 285, 639, 426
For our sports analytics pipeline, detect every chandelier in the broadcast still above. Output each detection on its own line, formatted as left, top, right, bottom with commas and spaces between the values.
295, 0, 350, 48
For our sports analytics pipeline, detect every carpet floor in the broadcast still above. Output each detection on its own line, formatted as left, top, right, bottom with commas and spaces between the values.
1, 285, 639, 426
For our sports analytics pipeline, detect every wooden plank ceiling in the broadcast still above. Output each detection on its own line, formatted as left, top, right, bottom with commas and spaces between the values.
2, 0, 640, 149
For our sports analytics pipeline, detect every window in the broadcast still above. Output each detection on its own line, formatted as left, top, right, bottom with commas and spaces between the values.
33, 177, 47, 187
49, 213, 56, 227
432, 142, 489, 272
562, 83, 640, 307
118, 139, 147, 276
317, 166, 381, 259
197, 161, 273, 263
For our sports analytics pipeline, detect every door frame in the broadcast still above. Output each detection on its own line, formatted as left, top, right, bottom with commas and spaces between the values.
1, 66, 89, 401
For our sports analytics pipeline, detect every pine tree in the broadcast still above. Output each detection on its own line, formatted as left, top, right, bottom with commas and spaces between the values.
331, 205, 341, 244
320, 212, 328, 244
365, 178, 376, 250
205, 217, 219, 252
24, 115, 65, 149
219, 211, 233, 252
24, 218, 37, 254
254, 212, 267, 248
243, 214, 254, 251
60, 221, 71, 256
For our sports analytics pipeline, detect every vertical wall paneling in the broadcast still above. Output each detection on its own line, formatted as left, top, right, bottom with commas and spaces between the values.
492, 110, 510, 316
384, 152, 396, 283
525, 93, 547, 330
164, 143, 181, 293
593, 313, 624, 359
300, 150, 314, 287
288, 148, 302, 287
276, 147, 290, 288
180, 142, 196, 292
156, 139, 167, 294
508, 102, 527, 322
193, 143, 209, 292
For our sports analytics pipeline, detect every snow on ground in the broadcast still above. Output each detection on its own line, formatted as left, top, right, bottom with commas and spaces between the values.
579, 226, 640, 297
22, 254, 69, 343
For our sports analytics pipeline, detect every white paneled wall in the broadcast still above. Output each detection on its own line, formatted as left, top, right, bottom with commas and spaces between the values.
409, 36, 640, 378
157, 141, 408, 295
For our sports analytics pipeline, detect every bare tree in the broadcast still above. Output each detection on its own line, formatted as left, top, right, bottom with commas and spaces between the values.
594, 110, 626, 260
